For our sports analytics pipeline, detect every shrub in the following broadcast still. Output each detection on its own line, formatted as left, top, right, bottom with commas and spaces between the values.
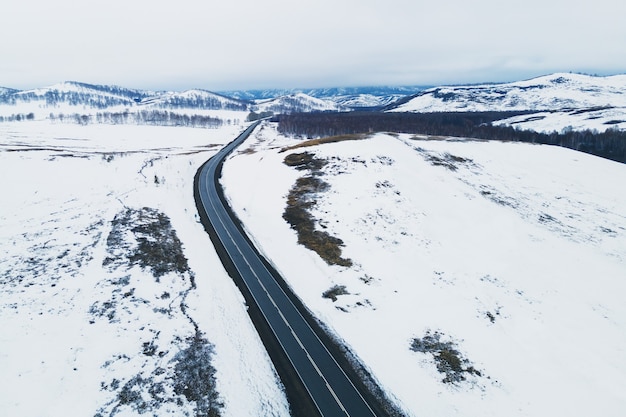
103, 207, 190, 279
322, 285, 349, 302
171, 333, 223, 417
410, 330, 482, 384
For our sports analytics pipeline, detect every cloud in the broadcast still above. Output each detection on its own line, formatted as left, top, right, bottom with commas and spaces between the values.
2, 0, 625, 90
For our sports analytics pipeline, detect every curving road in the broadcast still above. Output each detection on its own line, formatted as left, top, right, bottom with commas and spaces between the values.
194, 122, 381, 417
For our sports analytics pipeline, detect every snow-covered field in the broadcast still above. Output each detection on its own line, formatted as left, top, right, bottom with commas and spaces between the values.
2, 118, 625, 417
0, 121, 289, 417
222, 123, 626, 417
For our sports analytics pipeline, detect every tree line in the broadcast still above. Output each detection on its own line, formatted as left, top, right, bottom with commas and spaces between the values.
0, 113, 35, 122
155, 95, 248, 111
275, 112, 626, 163
0, 91, 135, 109
48, 110, 226, 128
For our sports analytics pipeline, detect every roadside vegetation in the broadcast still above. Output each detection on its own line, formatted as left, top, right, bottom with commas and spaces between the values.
283, 152, 353, 267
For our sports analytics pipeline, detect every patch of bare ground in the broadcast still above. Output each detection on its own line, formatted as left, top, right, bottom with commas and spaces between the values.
411, 330, 485, 386
280, 133, 372, 153
282, 152, 352, 267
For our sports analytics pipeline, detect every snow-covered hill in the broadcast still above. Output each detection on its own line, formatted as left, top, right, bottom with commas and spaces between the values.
223, 86, 424, 109
390, 73, 626, 112
0, 86, 19, 96
138, 89, 249, 111
389, 73, 626, 132
0, 82, 364, 125
0, 81, 248, 111
253, 92, 347, 114
4, 81, 152, 108
0, 81, 252, 125
304, 86, 423, 108
331, 93, 399, 109
222, 121, 626, 417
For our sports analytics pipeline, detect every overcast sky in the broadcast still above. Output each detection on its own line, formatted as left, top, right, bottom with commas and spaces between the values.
2, 0, 625, 91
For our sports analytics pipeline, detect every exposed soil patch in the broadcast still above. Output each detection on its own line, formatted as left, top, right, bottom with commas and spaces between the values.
411, 330, 483, 385
103, 207, 191, 280
283, 152, 352, 267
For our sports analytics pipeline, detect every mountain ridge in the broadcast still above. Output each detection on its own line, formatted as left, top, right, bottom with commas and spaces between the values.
2, 73, 626, 132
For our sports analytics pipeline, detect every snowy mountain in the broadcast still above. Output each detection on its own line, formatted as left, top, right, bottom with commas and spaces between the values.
222, 86, 425, 109
311, 86, 425, 108
330, 93, 400, 109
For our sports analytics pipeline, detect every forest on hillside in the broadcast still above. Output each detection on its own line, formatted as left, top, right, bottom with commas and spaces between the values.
275, 112, 626, 163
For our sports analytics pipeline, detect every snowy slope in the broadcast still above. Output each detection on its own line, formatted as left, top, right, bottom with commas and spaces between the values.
0, 87, 18, 95
8, 81, 152, 107
139, 89, 249, 110
222, 122, 626, 417
331, 93, 401, 108
0, 122, 289, 417
390, 73, 626, 113
493, 106, 626, 133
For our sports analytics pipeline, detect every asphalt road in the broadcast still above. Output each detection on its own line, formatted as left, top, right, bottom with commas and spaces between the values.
194, 122, 380, 417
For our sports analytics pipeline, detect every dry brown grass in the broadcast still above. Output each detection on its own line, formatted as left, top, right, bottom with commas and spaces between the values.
282, 152, 353, 267
279, 133, 372, 152
322, 285, 349, 302
282, 176, 353, 268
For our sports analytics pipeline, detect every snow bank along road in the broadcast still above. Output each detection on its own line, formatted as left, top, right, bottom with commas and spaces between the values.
194, 123, 381, 417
